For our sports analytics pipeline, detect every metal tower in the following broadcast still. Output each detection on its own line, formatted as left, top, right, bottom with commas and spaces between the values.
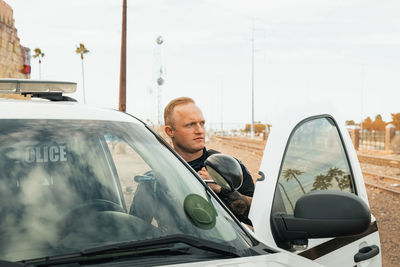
154, 36, 165, 126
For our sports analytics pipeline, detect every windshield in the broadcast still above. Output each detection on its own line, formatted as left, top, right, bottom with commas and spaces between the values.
0, 119, 252, 262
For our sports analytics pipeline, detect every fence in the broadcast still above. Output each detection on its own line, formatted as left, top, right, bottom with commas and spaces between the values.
348, 127, 399, 151
359, 130, 385, 150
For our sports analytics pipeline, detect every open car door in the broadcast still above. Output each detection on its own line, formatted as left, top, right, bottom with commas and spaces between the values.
249, 108, 382, 267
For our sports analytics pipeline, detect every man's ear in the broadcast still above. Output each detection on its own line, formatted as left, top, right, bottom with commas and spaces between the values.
164, 125, 174, 138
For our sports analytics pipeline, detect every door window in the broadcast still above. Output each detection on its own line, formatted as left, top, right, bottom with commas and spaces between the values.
104, 135, 151, 213
273, 117, 355, 214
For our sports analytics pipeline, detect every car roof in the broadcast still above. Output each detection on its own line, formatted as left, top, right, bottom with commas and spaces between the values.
0, 98, 141, 123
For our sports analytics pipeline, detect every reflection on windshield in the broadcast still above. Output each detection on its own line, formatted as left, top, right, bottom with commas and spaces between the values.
276, 118, 354, 214
312, 167, 352, 191
0, 120, 251, 262
279, 167, 352, 210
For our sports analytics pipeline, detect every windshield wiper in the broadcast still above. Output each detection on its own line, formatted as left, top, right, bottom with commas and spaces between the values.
21, 234, 241, 266
0, 260, 24, 267
82, 234, 241, 257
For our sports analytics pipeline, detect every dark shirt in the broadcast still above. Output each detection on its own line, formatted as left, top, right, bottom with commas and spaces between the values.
131, 148, 255, 226
188, 147, 255, 224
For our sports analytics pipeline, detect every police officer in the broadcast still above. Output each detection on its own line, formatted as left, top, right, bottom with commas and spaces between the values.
164, 97, 254, 225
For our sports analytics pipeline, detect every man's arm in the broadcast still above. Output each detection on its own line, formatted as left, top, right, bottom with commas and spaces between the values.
222, 190, 251, 218
243, 195, 253, 205
198, 167, 252, 218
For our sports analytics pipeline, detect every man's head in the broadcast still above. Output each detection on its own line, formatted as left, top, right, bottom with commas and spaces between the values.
164, 97, 206, 159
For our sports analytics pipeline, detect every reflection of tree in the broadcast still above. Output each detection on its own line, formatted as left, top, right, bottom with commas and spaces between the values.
282, 168, 305, 194
338, 174, 351, 190
327, 167, 343, 190
278, 182, 294, 211
327, 167, 343, 183
312, 174, 332, 190
312, 167, 351, 191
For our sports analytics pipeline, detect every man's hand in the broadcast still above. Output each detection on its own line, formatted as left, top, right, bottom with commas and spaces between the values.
198, 167, 222, 194
198, 167, 253, 223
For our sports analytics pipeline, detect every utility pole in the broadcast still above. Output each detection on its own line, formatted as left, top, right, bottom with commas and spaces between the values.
360, 63, 365, 148
220, 77, 223, 133
250, 18, 255, 139
119, 0, 127, 112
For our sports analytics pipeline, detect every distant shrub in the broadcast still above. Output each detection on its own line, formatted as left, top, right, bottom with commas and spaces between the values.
244, 123, 266, 133
391, 135, 400, 154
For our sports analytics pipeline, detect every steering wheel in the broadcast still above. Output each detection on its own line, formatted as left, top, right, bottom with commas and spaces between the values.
66, 199, 125, 214
58, 199, 125, 239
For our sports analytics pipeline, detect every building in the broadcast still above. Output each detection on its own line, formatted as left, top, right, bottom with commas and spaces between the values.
0, 0, 30, 78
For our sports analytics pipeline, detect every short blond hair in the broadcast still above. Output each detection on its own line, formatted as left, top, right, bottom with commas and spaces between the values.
164, 97, 195, 126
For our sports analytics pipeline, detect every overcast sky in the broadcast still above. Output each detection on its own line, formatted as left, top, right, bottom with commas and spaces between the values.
6, 0, 400, 128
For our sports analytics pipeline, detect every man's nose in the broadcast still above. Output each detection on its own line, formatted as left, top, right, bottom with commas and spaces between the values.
194, 123, 205, 133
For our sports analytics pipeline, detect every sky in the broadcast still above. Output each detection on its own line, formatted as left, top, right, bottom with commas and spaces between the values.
5, 0, 400, 129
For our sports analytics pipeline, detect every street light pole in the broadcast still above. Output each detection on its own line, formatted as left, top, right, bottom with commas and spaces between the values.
119, 0, 127, 112
155, 36, 164, 126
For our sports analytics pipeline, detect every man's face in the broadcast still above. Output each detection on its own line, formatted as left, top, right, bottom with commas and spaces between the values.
168, 103, 206, 154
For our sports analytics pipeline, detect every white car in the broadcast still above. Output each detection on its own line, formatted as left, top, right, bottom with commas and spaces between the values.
0, 79, 381, 267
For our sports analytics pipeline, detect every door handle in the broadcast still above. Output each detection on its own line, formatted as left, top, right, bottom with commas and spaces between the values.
257, 171, 265, 182
354, 245, 380, 262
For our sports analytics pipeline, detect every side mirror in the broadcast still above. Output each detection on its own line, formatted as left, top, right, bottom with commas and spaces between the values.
204, 154, 243, 191
272, 191, 371, 249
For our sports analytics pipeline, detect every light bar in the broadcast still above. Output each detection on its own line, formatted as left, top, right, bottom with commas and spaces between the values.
0, 79, 77, 94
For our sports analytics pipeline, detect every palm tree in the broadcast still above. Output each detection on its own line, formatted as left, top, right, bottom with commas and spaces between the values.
282, 168, 306, 194
76, 43, 89, 103
33, 48, 45, 79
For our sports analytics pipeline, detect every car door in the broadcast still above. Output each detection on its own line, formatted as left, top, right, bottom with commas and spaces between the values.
249, 108, 382, 267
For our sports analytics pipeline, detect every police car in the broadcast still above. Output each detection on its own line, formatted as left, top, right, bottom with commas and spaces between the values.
0, 79, 381, 267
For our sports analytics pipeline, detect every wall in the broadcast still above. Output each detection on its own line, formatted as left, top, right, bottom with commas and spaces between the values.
0, 0, 30, 79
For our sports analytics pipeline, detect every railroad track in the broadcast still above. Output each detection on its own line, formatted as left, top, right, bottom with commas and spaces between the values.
364, 181, 400, 195
213, 137, 400, 167
363, 170, 400, 183
358, 153, 400, 168
213, 136, 400, 166
363, 171, 400, 195
212, 136, 400, 194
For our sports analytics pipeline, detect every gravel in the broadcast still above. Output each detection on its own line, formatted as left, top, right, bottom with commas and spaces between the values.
367, 187, 400, 267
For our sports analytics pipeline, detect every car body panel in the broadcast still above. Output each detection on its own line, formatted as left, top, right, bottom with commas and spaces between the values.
171, 252, 324, 267
0, 100, 135, 122
249, 105, 381, 266
312, 232, 381, 267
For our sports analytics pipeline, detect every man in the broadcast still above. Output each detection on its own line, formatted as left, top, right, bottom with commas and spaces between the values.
164, 97, 255, 224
